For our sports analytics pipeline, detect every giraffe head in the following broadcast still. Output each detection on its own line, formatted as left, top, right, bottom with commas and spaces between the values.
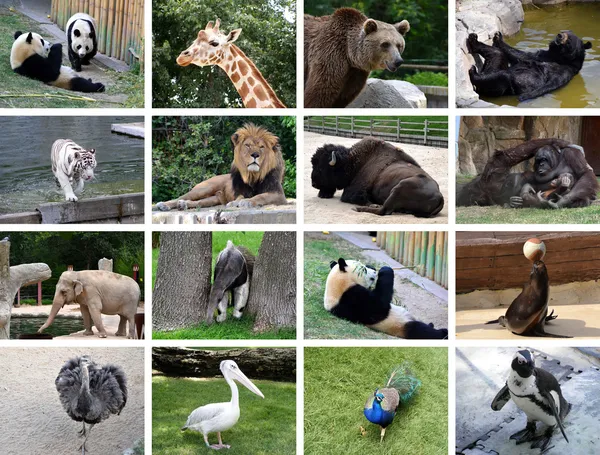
176, 19, 242, 67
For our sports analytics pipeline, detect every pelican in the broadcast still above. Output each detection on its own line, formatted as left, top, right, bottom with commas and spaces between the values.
181, 359, 264, 450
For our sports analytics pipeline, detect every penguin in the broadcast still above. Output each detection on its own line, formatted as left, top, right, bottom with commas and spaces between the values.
485, 260, 571, 338
491, 349, 571, 451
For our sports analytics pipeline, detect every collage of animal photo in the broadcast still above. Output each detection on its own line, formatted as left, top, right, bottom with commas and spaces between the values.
3, 0, 600, 454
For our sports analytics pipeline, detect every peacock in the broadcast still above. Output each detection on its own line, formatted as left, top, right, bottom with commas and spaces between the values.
363, 362, 421, 442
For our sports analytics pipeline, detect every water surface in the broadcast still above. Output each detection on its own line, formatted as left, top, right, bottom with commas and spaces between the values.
10, 316, 84, 339
481, 4, 600, 108
0, 117, 144, 214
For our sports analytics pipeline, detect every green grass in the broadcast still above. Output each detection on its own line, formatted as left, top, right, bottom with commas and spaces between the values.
211, 232, 263, 273
457, 175, 600, 224
153, 375, 296, 455
304, 347, 447, 455
0, 8, 143, 108
309, 116, 448, 138
152, 315, 296, 340
304, 234, 396, 340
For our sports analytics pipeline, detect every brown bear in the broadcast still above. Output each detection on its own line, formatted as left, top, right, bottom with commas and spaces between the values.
304, 7, 410, 108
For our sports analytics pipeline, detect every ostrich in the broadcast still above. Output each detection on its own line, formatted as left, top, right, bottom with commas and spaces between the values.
55, 355, 128, 454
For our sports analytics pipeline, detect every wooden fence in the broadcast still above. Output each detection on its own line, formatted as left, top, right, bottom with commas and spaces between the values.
304, 117, 448, 147
376, 232, 448, 289
51, 0, 144, 65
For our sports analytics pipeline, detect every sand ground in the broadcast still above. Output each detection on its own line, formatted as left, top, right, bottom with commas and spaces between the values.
0, 347, 144, 455
303, 132, 449, 224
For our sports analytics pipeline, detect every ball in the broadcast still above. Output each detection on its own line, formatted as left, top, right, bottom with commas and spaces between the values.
523, 238, 546, 262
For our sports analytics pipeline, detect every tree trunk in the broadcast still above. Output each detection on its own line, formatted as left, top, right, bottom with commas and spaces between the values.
247, 232, 296, 332
152, 347, 295, 381
0, 241, 51, 339
153, 232, 212, 331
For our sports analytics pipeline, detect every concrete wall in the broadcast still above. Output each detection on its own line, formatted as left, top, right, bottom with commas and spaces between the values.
458, 116, 583, 174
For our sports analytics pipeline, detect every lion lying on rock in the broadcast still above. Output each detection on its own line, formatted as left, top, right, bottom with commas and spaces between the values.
154, 124, 288, 211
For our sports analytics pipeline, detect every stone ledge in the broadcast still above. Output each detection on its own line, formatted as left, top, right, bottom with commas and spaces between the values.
152, 205, 297, 224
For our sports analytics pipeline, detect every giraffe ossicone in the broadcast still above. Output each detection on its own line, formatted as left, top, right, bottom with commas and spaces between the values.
177, 19, 286, 108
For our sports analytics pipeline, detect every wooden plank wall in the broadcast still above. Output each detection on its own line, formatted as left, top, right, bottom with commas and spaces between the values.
50, 0, 144, 66
456, 232, 600, 293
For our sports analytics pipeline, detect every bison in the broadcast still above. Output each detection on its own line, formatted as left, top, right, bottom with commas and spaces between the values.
310, 137, 444, 217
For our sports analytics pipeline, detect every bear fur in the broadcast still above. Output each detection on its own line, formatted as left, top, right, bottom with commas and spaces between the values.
467, 31, 592, 101
304, 8, 409, 108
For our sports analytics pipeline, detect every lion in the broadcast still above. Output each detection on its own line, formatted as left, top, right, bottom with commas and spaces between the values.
154, 124, 288, 211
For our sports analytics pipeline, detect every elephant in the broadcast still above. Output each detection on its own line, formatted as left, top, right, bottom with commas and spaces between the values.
205, 240, 255, 324
38, 270, 140, 338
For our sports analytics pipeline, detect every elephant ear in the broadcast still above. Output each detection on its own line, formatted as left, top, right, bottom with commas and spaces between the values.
73, 280, 84, 297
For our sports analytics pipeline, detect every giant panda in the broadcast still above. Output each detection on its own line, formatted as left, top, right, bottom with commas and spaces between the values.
66, 13, 98, 71
324, 258, 448, 339
10, 31, 105, 92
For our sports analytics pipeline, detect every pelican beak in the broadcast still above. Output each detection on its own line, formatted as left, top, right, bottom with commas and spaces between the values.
232, 368, 265, 399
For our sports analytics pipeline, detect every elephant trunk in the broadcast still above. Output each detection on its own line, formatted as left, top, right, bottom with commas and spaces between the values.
38, 292, 63, 332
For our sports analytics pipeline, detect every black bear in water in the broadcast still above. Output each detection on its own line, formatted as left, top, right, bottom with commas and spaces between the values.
466, 31, 591, 101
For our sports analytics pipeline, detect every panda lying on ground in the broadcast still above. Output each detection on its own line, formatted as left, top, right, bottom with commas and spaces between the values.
10, 31, 105, 93
324, 258, 448, 339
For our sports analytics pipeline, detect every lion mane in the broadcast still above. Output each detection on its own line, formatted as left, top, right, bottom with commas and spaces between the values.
231, 123, 285, 186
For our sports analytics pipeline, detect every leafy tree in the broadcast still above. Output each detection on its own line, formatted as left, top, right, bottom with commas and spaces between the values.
153, 0, 296, 107
304, 0, 447, 82
152, 116, 296, 202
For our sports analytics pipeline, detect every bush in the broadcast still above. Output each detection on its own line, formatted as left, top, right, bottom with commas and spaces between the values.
404, 71, 448, 87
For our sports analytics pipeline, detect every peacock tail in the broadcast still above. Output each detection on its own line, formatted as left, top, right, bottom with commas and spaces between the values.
386, 361, 421, 403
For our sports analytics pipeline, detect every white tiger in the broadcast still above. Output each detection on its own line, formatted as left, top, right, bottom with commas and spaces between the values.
51, 139, 97, 202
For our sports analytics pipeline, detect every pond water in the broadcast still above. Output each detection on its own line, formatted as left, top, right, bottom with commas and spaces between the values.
481, 3, 600, 108
0, 117, 145, 214
10, 316, 84, 339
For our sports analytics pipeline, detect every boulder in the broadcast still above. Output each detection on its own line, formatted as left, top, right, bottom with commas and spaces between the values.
347, 79, 427, 108
455, 0, 525, 107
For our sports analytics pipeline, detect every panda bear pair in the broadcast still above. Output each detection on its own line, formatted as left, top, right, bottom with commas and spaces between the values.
325, 258, 448, 339
10, 13, 103, 92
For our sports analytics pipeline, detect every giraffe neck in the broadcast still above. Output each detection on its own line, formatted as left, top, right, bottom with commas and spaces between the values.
216, 45, 285, 108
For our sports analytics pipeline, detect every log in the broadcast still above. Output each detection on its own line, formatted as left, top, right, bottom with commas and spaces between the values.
152, 347, 296, 382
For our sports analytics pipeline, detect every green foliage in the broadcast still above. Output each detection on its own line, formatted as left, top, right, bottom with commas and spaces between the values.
152, 116, 296, 202
304, 347, 447, 455
152, 0, 296, 107
404, 71, 448, 87
2, 232, 144, 299
304, 0, 447, 81
153, 375, 296, 454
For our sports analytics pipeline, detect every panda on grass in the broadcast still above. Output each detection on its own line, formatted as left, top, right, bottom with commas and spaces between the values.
66, 13, 98, 72
10, 31, 105, 93
325, 258, 448, 339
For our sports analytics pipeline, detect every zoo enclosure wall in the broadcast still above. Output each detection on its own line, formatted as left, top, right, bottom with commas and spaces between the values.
377, 231, 448, 289
304, 116, 449, 148
51, 0, 144, 66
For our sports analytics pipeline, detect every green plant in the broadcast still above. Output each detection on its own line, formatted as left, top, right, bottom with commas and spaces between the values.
404, 71, 448, 87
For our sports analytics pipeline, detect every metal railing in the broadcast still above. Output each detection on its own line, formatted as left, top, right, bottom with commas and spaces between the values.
304, 117, 448, 147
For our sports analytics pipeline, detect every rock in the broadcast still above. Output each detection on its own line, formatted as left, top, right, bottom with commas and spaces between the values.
455, 0, 525, 107
347, 79, 427, 108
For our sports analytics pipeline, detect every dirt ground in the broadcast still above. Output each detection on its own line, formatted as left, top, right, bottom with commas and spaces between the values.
0, 347, 144, 455
303, 132, 449, 224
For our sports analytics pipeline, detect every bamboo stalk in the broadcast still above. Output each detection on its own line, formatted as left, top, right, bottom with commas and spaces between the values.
128, 0, 137, 63
113, 0, 123, 58
94, 0, 100, 31
51, 0, 56, 23
106, 0, 114, 57
120, 0, 129, 60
